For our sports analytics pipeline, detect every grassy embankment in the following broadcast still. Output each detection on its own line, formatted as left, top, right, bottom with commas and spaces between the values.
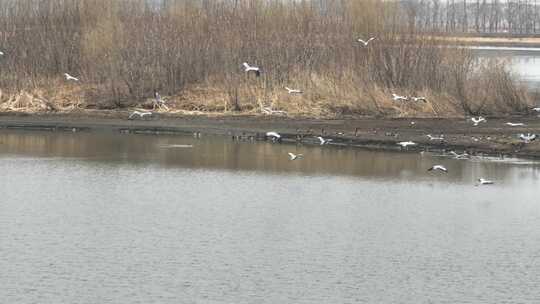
0, 0, 533, 119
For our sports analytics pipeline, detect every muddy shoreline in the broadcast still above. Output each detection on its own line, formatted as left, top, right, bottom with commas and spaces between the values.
1, 112, 540, 158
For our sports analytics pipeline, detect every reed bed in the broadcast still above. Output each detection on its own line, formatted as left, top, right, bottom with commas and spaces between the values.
0, 0, 532, 118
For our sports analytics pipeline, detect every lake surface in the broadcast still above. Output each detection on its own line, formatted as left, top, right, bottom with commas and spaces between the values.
471, 46, 540, 93
1, 130, 540, 303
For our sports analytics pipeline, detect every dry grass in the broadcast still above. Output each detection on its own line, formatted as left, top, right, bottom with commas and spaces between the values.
0, 0, 532, 118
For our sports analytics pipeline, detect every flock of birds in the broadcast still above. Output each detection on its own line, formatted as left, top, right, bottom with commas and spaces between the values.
395, 115, 540, 185
1, 43, 537, 187
263, 111, 540, 186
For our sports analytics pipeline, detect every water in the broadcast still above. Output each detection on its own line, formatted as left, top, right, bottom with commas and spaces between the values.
1, 130, 540, 303
471, 46, 540, 92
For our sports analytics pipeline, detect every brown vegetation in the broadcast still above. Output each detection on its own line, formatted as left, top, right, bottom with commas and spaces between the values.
0, 0, 532, 118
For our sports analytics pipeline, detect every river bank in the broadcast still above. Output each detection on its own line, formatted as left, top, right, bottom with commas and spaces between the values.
1, 112, 540, 158
435, 35, 540, 47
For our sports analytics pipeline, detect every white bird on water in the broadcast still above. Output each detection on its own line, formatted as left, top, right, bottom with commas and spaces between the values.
477, 178, 494, 186
427, 134, 444, 141
64, 73, 79, 81
288, 152, 303, 161
357, 37, 376, 46
243, 62, 261, 77
317, 136, 333, 145
519, 133, 537, 143
506, 122, 525, 127
397, 141, 416, 148
128, 111, 152, 119
285, 87, 302, 94
392, 94, 409, 102
471, 116, 486, 126
428, 165, 448, 173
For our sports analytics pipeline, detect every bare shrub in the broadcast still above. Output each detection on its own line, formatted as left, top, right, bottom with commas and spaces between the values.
0, 0, 531, 117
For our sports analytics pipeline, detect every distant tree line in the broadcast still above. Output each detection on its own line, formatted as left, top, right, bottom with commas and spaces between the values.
400, 0, 540, 35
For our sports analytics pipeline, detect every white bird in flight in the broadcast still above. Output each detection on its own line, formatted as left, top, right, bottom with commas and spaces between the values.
288, 152, 303, 161
64, 73, 79, 81
519, 133, 537, 143
317, 136, 333, 145
0, 51, 4, 56
428, 165, 448, 173
243, 62, 261, 77
266, 131, 282, 142
477, 178, 494, 186
397, 141, 416, 148
285, 87, 302, 94
357, 37, 376, 46
471, 116, 486, 126
392, 94, 409, 101
505, 122, 525, 127
128, 111, 152, 119
532, 107, 540, 112
449, 151, 470, 159
427, 134, 444, 141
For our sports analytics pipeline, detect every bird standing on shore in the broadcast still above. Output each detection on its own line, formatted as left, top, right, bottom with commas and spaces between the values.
317, 136, 333, 145
153, 90, 169, 111
506, 122, 525, 127
428, 165, 448, 173
397, 141, 416, 149
411, 96, 428, 103
128, 111, 152, 120
471, 116, 486, 126
357, 37, 376, 47
243, 62, 261, 77
392, 94, 409, 102
285, 87, 302, 94
427, 134, 444, 141
288, 152, 303, 161
64, 73, 79, 82
477, 178, 494, 186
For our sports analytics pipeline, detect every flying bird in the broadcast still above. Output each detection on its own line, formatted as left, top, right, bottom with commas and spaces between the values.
411, 96, 428, 102
471, 116, 486, 126
64, 73, 79, 81
392, 94, 409, 102
505, 122, 525, 127
288, 152, 303, 161
519, 133, 537, 143
428, 165, 448, 173
243, 62, 261, 77
266, 131, 282, 142
357, 37, 376, 46
397, 141, 416, 148
266, 131, 281, 139
317, 136, 333, 145
427, 134, 444, 141
128, 111, 152, 120
449, 151, 470, 159
0, 51, 4, 56
532, 107, 540, 112
285, 87, 302, 94
477, 178, 494, 186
